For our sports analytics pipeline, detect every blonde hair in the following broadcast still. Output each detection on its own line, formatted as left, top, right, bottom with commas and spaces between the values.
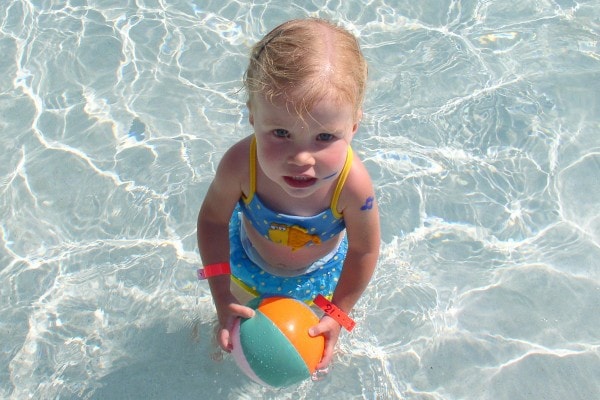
244, 18, 368, 117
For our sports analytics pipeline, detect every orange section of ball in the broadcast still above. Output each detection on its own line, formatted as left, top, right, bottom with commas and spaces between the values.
257, 297, 325, 372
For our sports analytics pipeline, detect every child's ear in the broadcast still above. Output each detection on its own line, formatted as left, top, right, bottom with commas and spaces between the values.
247, 101, 254, 126
352, 109, 363, 134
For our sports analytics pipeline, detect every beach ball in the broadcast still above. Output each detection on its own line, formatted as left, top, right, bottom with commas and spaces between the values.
231, 296, 325, 387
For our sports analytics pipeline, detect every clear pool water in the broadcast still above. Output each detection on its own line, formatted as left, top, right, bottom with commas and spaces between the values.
1, 0, 599, 399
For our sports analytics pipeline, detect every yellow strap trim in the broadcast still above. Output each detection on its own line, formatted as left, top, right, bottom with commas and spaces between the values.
231, 275, 260, 298
330, 146, 353, 219
231, 275, 331, 306
242, 136, 257, 205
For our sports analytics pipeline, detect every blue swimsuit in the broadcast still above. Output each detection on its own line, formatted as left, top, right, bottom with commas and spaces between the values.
229, 136, 353, 302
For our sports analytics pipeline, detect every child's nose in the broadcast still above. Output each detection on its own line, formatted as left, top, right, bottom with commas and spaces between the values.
288, 149, 315, 166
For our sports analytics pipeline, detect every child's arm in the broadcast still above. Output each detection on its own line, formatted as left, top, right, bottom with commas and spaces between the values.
197, 137, 255, 351
309, 155, 381, 368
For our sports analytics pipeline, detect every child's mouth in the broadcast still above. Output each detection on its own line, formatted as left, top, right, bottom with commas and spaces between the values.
283, 175, 317, 188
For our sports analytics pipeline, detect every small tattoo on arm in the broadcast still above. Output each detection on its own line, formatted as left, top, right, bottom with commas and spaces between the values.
360, 196, 374, 211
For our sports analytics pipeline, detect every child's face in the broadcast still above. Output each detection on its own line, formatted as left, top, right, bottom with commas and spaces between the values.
249, 94, 360, 199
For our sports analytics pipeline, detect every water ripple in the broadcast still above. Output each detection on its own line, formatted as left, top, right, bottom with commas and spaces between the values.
1, 0, 599, 399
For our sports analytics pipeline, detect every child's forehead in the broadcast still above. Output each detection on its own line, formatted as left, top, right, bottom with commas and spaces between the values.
252, 88, 355, 114
252, 93, 357, 127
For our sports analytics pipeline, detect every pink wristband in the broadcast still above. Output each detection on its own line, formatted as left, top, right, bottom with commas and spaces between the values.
313, 294, 356, 332
197, 262, 231, 280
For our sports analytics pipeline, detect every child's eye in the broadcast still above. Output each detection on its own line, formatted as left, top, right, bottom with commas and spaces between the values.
273, 129, 289, 138
317, 133, 334, 141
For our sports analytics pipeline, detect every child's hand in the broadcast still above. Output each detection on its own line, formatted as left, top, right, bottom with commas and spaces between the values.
308, 315, 342, 369
214, 295, 255, 352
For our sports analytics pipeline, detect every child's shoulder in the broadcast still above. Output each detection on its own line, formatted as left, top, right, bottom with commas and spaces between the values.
337, 152, 376, 210
215, 135, 252, 181
223, 135, 253, 160
345, 151, 374, 192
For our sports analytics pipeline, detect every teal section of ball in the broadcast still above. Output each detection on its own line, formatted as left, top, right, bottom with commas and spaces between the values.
239, 306, 310, 387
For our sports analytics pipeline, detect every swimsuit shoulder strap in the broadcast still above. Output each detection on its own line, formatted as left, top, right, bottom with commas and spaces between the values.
242, 135, 257, 204
330, 146, 353, 219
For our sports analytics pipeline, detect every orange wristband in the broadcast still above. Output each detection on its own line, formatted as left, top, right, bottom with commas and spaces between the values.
197, 262, 231, 280
314, 294, 356, 332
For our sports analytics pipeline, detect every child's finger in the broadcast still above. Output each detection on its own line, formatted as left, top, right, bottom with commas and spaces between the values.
229, 303, 255, 319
